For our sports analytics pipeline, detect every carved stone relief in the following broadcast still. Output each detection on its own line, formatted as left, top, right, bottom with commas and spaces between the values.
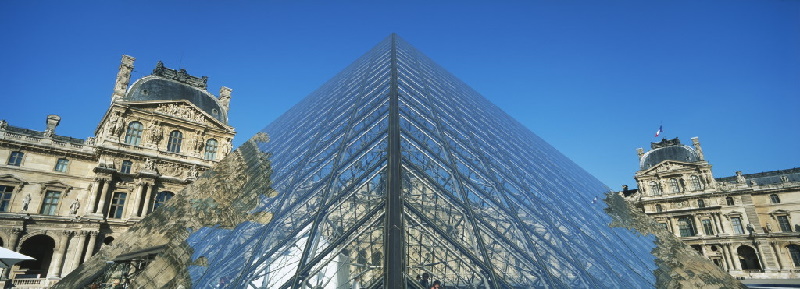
154, 104, 207, 124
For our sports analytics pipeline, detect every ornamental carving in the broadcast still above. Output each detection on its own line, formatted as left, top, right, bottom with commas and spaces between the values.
147, 121, 164, 146
154, 104, 207, 124
152, 61, 208, 90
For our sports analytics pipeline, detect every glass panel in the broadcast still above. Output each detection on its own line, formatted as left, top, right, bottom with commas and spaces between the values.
74, 35, 660, 288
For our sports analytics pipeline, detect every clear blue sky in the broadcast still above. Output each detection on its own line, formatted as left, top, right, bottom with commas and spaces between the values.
1, 1, 798, 189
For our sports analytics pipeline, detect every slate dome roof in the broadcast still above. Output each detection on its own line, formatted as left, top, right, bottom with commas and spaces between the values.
121, 62, 228, 124
640, 139, 700, 170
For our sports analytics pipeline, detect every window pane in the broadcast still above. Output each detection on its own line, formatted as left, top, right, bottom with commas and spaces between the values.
702, 219, 714, 235
153, 191, 175, 211
789, 245, 800, 266
0, 185, 13, 212
778, 216, 792, 232
121, 160, 133, 174
168, 131, 182, 153
204, 139, 218, 160
678, 217, 695, 237
732, 217, 744, 234
109, 192, 127, 219
54, 158, 69, 172
125, 122, 144, 146
7, 151, 23, 166
40, 191, 61, 215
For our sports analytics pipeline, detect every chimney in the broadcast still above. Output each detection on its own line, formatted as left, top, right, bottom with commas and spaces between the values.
112, 55, 135, 102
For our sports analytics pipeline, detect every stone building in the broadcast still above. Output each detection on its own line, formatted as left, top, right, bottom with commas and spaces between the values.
626, 137, 800, 279
0, 55, 235, 286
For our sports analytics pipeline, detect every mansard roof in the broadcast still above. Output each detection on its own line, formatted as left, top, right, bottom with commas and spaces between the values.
716, 167, 800, 185
640, 138, 700, 170
123, 62, 228, 124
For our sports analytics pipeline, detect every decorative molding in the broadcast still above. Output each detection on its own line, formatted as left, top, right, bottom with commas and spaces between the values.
40, 180, 73, 196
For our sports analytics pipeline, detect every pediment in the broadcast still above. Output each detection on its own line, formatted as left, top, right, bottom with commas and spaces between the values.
641, 160, 701, 175
0, 174, 25, 192
40, 180, 73, 196
128, 100, 230, 129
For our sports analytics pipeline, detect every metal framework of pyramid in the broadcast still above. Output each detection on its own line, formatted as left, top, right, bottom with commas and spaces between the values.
182, 34, 659, 288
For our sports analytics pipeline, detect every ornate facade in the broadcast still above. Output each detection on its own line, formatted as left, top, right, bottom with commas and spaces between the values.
0, 55, 235, 286
626, 137, 800, 279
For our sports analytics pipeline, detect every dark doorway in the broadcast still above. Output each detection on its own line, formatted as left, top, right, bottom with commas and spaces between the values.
17, 235, 56, 278
737, 245, 762, 271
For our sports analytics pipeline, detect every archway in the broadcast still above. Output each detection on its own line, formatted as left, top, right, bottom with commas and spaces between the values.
737, 245, 761, 270
17, 235, 55, 278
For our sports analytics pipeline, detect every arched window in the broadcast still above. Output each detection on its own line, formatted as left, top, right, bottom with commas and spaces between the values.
655, 204, 663, 213
650, 181, 661, 196
669, 178, 681, 193
770, 194, 781, 204
204, 139, 218, 160
120, 160, 133, 174
698, 199, 705, 208
167, 130, 183, 153
7, 151, 24, 166
788, 245, 800, 267
691, 175, 703, 191
153, 191, 175, 211
726, 197, 735, 206
737, 245, 762, 270
124, 122, 144, 145
53, 158, 69, 172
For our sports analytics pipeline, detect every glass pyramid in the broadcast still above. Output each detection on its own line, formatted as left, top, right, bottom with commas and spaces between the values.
175, 34, 659, 288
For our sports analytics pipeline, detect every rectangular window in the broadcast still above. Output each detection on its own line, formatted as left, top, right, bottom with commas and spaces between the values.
120, 160, 133, 174
40, 191, 61, 215
7, 151, 23, 166
54, 158, 69, 172
0, 185, 13, 212
731, 217, 745, 234
108, 192, 127, 219
702, 219, 714, 235
778, 216, 792, 232
678, 216, 696, 237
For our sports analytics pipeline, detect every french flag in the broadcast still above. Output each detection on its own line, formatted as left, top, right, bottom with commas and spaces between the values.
655, 125, 663, 137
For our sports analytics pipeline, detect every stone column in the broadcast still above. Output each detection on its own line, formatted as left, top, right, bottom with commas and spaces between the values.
95, 179, 112, 215
694, 215, 703, 236
771, 242, 784, 270
728, 244, 742, 270
85, 179, 103, 214
8, 228, 22, 251
3, 228, 23, 279
83, 232, 98, 263
712, 213, 724, 235
139, 184, 154, 217
51, 231, 73, 277
64, 231, 88, 276
128, 182, 145, 219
